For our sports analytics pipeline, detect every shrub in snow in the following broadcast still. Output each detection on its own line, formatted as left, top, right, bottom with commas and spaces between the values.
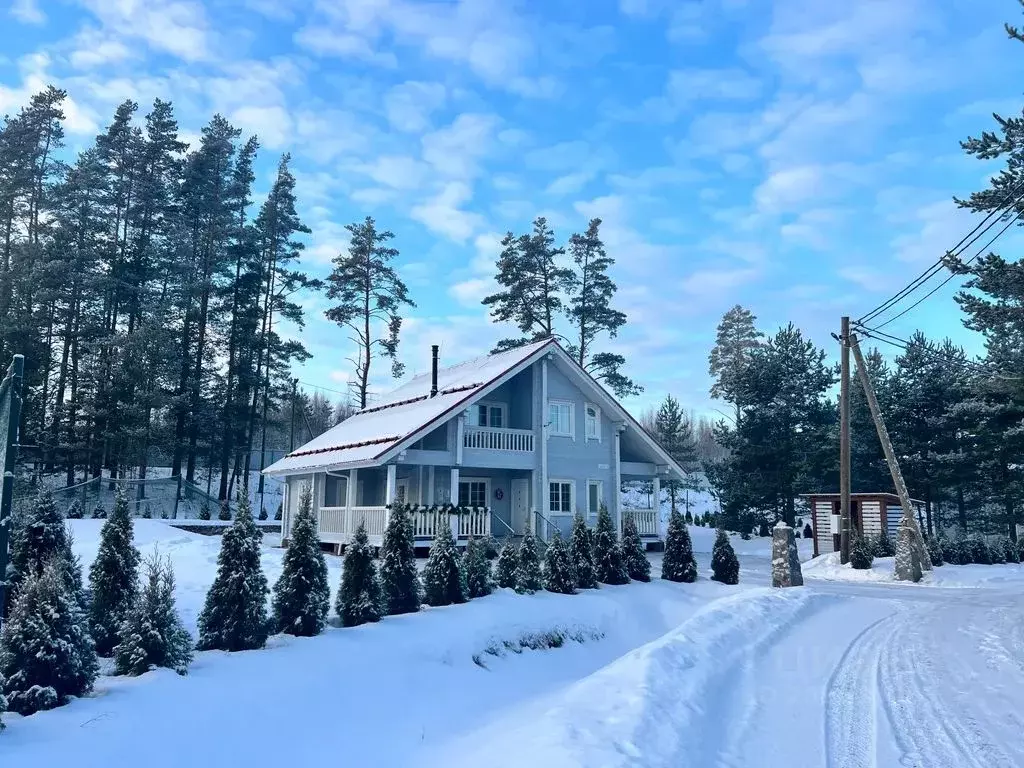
218, 500, 231, 521
740, 529, 752, 540
684, 510, 693, 524
872, 529, 895, 558
141, 504, 152, 519
0, 560, 98, 715
92, 503, 106, 519
849, 531, 874, 570
88, 487, 141, 656
482, 535, 500, 559
4, 488, 77, 617
66, 500, 83, 519
803, 523, 813, 539
337, 521, 383, 626
114, 554, 192, 677
967, 534, 991, 565
569, 512, 597, 589
379, 505, 422, 615
758, 521, 771, 538
927, 535, 944, 567
198, 502, 211, 521
1003, 537, 1020, 564
0, 679, 5, 731
160, 507, 169, 520
990, 537, 1007, 564
710, 529, 740, 585
1018, 538, 1024, 563
594, 506, 629, 585
495, 538, 518, 589
543, 530, 576, 595
272, 485, 330, 636
514, 529, 543, 594
662, 510, 698, 583
465, 536, 494, 599
422, 520, 467, 607
196, 494, 269, 652
621, 512, 650, 582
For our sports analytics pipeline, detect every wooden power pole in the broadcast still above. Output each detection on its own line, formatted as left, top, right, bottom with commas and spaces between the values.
839, 317, 851, 564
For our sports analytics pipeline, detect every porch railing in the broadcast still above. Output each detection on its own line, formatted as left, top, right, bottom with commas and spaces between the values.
317, 505, 492, 544
626, 509, 660, 536
463, 426, 534, 452
458, 507, 490, 538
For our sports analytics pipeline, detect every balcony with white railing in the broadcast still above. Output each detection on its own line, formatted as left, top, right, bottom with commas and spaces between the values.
463, 426, 534, 452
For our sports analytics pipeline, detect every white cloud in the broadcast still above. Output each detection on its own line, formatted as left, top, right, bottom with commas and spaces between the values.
421, 113, 499, 180
10, 0, 45, 24
293, 26, 398, 67
354, 155, 427, 191
77, 0, 212, 62
411, 181, 484, 243
230, 105, 292, 149
67, 28, 134, 69
545, 171, 596, 197
383, 81, 445, 133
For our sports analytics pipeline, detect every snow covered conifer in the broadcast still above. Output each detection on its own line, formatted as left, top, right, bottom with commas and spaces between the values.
569, 512, 597, 589
495, 538, 518, 589
4, 488, 69, 616
621, 512, 651, 582
1003, 536, 1020, 564
543, 530, 576, 595
114, 554, 192, 676
272, 485, 330, 636
465, 536, 493, 599
218, 499, 231, 521
1017, 538, 1024, 562
67, 500, 83, 519
92, 503, 106, 519
685, 510, 693, 524
849, 530, 874, 569
803, 523, 813, 539
991, 537, 1007, 564
336, 521, 383, 626
514, 529, 543, 594
198, 502, 211, 521
195, 494, 269, 652
872, 529, 895, 558
0, 561, 98, 715
662, 509, 698, 583
927, 535, 945, 567
379, 505, 421, 614
88, 486, 141, 656
710, 529, 740, 585
967, 534, 991, 564
422, 521, 466, 606
594, 506, 629, 585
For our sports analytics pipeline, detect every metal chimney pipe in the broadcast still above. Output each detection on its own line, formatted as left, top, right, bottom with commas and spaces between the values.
430, 345, 439, 397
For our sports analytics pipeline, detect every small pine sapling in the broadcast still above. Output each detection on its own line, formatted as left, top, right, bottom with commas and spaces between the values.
465, 536, 494, 599
422, 521, 467, 606
379, 505, 422, 615
710, 529, 740, 585
621, 512, 651, 582
272, 485, 330, 636
92, 503, 106, 520
684, 510, 694, 525
514, 529, 543, 594
4, 488, 74, 617
336, 521, 383, 627
274, 502, 283, 521
872, 529, 895, 558
218, 499, 231, 521
803, 523, 813, 539
88, 487, 141, 656
114, 554, 193, 676
849, 530, 875, 570
141, 504, 152, 519
66, 500, 83, 519
662, 510, 698, 583
569, 512, 597, 589
198, 502, 211, 521
1003, 536, 1020, 564
543, 530, 576, 595
495, 538, 518, 589
927, 535, 945, 567
593, 506, 629, 585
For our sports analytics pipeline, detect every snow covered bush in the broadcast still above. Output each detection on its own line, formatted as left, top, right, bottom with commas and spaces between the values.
379, 505, 421, 615
542, 530, 576, 595
465, 536, 493, 599
0, 561, 98, 715
89, 487, 141, 656
198, 502, 211, 521
684, 511, 694, 524
594, 506, 628, 585
196, 495, 270, 652
4, 488, 78, 617
1003, 536, 1020, 564
872, 529, 895, 558
990, 537, 1007, 564
927, 535, 944, 567
337, 521, 383, 626
621, 512, 650, 582
114, 554, 192, 677
218, 500, 231, 521
495, 538, 518, 589
569, 512, 597, 589
803, 523, 813, 539
758, 521, 770, 538
710, 529, 739, 585
662, 509, 697, 583
91, 503, 106, 520
272, 485, 330, 636
422, 520, 467, 607
514, 529, 543, 594
66, 500, 83, 519
141, 504, 152, 519
966, 534, 992, 565
1018, 538, 1024, 563
849, 531, 874, 570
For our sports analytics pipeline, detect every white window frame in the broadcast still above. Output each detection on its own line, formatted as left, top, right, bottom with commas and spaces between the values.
548, 399, 575, 439
586, 479, 603, 516
395, 479, 409, 506
458, 476, 491, 509
466, 401, 508, 429
584, 402, 601, 442
548, 479, 575, 515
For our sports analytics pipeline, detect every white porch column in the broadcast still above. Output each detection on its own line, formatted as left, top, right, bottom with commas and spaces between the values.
347, 468, 357, 538
456, 413, 465, 466
652, 473, 661, 532
385, 463, 397, 506
427, 466, 435, 505
540, 356, 549, 540
450, 466, 460, 506
614, 425, 624, 536
449, 466, 461, 541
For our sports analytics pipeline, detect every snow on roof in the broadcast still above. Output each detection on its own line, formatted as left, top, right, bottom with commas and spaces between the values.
263, 339, 554, 475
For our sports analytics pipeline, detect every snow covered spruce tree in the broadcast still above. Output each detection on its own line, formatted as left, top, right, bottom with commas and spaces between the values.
422, 520, 467, 606
594, 506, 629, 585
218, 500, 231, 521
336, 521, 383, 627
803, 523, 813, 539
543, 530, 576, 595
465, 536, 494, 599
872, 529, 895, 558
662, 509, 698, 583
67, 500, 83, 519
0, 561, 98, 715
991, 537, 1007, 564
379, 504, 422, 614
710, 529, 740, 585
495, 538, 518, 589
514, 529, 543, 594
569, 512, 598, 589
114, 554, 192, 676
849, 530, 874, 570
621, 512, 651, 582
92, 503, 106, 520
195, 495, 270, 652
4, 488, 71, 617
927, 535, 945, 567
89, 487, 141, 656
272, 485, 330, 636
1003, 536, 1021, 564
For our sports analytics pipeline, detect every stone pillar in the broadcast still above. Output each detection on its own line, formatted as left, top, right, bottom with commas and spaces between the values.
772, 521, 804, 588
895, 517, 923, 582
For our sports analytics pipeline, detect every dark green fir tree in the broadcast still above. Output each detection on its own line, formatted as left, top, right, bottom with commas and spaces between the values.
495, 538, 518, 589
4, 488, 69, 617
336, 521, 383, 626
272, 485, 330, 636
422, 521, 467, 606
803, 523, 813, 539
594, 506, 629, 585
927, 535, 945, 567
89, 487, 141, 655
514, 529, 543, 594
379, 505, 421, 614
872, 528, 895, 558
569, 512, 598, 589
465, 536, 493, 599
710, 529, 740, 585
621, 512, 650, 582
662, 509, 698, 583
114, 554, 192, 676
849, 531, 874, 570
543, 530, 576, 595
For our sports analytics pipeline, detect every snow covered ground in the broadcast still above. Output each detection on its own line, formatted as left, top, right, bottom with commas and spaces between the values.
4, 521, 1024, 768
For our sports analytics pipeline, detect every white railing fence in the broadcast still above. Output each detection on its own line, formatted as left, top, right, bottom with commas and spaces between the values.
626, 508, 660, 536
318, 504, 492, 544
463, 426, 534, 452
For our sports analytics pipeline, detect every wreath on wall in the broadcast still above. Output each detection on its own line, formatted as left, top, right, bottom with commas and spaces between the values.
494, 488, 504, 500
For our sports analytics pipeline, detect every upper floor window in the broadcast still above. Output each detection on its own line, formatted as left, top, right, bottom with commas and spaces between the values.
548, 400, 574, 437
585, 403, 601, 441
466, 401, 506, 428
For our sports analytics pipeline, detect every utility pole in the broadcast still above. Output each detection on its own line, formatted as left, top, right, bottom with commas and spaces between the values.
289, 378, 298, 452
839, 317, 851, 564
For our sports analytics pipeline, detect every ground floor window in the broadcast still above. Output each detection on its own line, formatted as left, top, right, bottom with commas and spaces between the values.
458, 478, 489, 508
549, 480, 573, 513
587, 480, 603, 515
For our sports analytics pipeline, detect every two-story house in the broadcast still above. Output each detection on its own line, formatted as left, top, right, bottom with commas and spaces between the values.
263, 338, 685, 548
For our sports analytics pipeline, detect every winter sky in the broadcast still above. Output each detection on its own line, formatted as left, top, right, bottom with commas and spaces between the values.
2, 0, 1024, 416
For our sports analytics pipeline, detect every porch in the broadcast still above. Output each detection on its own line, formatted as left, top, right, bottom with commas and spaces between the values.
316, 504, 492, 548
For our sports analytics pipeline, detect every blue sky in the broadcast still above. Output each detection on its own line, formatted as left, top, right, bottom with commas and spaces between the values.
2, 0, 1024, 418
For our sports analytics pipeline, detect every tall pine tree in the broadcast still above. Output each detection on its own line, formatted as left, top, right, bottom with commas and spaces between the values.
662, 510, 698, 583
593, 506, 629, 585
88, 486, 141, 656
336, 521, 383, 627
